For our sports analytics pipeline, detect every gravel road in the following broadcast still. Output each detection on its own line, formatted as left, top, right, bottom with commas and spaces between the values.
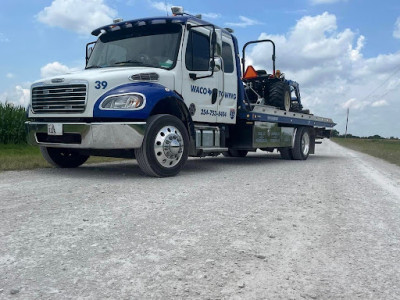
1, 140, 400, 299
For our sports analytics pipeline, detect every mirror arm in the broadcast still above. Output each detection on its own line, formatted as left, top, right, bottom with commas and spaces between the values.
189, 73, 197, 80
85, 41, 96, 66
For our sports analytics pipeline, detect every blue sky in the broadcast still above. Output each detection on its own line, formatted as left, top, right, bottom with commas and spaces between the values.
1, 0, 399, 137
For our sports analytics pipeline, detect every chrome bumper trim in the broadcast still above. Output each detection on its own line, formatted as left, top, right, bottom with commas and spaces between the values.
26, 121, 146, 149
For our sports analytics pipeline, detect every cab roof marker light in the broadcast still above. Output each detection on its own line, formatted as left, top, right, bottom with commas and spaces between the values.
110, 25, 121, 31
91, 17, 185, 36
152, 19, 167, 24
171, 6, 184, 16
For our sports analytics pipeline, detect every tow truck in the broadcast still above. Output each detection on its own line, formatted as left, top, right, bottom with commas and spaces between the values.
26, 7, 335, 177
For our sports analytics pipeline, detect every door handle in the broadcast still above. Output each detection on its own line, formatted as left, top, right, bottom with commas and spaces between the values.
211, 88, 218, 104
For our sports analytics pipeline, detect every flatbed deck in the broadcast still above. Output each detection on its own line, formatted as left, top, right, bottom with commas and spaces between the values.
239, 105, 335, 128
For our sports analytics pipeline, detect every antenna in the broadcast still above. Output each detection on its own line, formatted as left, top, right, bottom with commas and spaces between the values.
165, 0, 169, 16
345, 107, 349, 138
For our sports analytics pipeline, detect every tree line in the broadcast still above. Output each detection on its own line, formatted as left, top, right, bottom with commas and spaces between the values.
331, 129, 399, 140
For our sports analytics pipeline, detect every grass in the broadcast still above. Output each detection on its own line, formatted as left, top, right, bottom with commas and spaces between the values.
332, 138, 400, 167
0, 144, 124, 172
0, 102, 27, 144
0, 104, 124, 171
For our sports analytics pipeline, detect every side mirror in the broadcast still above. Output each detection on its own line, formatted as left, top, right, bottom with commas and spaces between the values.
213, 57, 222, 72
86, 41, 96, 64
187, 24, 221, 80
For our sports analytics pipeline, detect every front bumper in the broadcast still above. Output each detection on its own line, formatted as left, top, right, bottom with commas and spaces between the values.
26, 121, 146, 149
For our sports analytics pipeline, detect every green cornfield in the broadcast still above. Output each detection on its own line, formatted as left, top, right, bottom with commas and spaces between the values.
0, 102, 27, 144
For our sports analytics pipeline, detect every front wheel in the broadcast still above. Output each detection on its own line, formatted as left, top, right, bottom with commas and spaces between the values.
135, 114, 189, 177
40, 147, 89, 168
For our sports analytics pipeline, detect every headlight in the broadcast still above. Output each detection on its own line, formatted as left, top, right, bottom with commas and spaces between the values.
100, 93, 145, 110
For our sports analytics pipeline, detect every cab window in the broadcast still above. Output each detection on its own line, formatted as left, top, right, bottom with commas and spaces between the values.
222, 42, 234, 73
185, 30, 210, 71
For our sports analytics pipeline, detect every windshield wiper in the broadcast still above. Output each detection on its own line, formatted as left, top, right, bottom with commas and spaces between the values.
113, 60, 145, 66
86, 65, 102, 69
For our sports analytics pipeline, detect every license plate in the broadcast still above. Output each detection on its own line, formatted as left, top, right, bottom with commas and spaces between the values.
47, 123, 63, 136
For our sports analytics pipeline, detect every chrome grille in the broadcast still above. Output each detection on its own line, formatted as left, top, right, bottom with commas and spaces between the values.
32, 84, 87, 113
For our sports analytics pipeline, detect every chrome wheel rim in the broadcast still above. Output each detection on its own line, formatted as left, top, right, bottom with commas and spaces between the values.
301, 131, 310, 156
154, 125, 184, 168
284, 91, 291, 111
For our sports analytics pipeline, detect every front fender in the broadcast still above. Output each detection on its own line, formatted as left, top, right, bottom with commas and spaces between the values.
93, 82, 182, 119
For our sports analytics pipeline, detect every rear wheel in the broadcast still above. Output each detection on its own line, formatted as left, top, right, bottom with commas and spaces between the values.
40, 147, 89, 168
135, 114, 189, 177
292, 127, 311, 160
268, 81, 291, 111
222, 149, 248, 157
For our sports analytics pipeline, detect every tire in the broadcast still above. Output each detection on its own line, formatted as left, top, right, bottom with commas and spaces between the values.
222, 149, 248, 157
40, 147, 89, 168
135, 114, 189, 177
280, 148, 293, 160
268, 81, 291, 111
290, 101, 303, 112
291, 127, 311, 160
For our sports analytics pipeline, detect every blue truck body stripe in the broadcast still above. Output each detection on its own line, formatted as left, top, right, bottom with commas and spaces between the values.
93, 82, 182, 119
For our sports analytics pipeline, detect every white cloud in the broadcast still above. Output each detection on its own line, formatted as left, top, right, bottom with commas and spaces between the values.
202, 13, 221, 19
247, 12, 354, 76
225, 16, 263, 28
6, 73, 14, 79
0, 32, 9, 42
349, 35, 365, 61
341, 98, 369, 110
371, 100, 388, 107
394, 17, 400, 39
150, 1, 172, 13
341, 98, 388, 110
37, 0, 117, 35
247, 12, 400, 137
0, 84, 31, 107
40, 62, 78, 78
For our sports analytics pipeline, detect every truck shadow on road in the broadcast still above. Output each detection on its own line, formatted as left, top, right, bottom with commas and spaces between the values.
32, 153, 340, 179
182, 152, 339, 174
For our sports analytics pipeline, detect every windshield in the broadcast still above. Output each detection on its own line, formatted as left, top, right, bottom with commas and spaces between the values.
87, 23, 182, 70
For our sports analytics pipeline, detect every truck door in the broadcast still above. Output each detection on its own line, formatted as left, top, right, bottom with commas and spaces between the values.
216, 37, 238, 124
181, 25, 223, 123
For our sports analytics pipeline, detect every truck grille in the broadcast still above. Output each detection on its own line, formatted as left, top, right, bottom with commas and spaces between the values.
32, 84, 87, 113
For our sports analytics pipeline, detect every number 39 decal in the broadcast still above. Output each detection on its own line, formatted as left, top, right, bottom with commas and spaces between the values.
95, 81, 108, 89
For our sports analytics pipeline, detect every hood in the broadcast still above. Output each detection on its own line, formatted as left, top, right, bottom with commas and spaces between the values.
35, 66, 175, 88
30, 66, 176, 118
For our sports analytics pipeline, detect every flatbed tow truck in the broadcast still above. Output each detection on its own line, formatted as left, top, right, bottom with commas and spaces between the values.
26, 7, 335, 177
